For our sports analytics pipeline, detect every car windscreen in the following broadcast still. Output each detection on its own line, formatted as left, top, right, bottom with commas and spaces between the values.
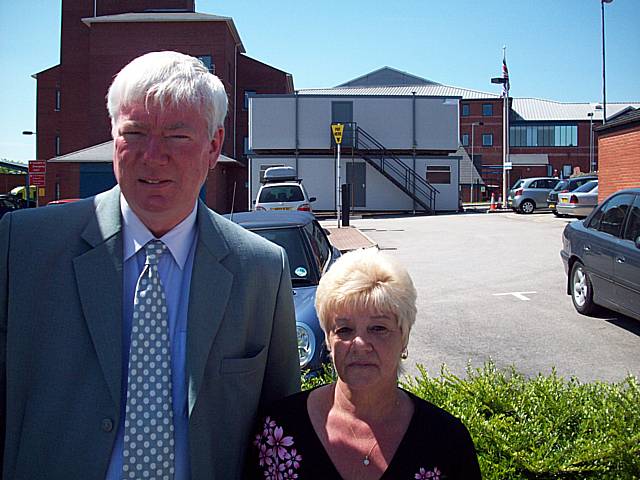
574, 180, 598, 193
258, 185, 304, 203
250, 227, 316, 287
552, 180, 568, 192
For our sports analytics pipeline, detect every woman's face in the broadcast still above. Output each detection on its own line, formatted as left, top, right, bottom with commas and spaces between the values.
327, 307, 404, 389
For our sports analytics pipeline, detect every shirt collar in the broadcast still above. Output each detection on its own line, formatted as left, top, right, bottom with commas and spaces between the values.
121, 194, 198, 269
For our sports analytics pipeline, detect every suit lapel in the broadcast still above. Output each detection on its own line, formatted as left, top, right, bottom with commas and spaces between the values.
187, 203, 233, 415
73, 187, 123, 408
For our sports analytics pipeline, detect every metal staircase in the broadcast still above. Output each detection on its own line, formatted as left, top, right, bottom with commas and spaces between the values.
347, 124, 438, 213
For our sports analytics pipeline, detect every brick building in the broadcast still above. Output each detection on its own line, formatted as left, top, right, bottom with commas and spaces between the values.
35, 0, 293, 211
594, 107, 640, 202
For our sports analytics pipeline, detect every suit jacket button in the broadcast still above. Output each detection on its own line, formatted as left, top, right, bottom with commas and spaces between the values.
101, 418, 114, 432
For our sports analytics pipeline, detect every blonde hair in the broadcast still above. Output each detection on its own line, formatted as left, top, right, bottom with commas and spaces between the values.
315, 248, 417, 348
107, 51, 228, 139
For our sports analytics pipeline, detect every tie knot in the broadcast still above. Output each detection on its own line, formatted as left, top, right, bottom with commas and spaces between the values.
144, 240, 166, 265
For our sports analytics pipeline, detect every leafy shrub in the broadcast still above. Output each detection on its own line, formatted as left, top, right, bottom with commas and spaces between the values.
302, 361, 640, 479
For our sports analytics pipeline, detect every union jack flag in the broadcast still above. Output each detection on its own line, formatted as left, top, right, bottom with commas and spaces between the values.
502, 54, 510, 97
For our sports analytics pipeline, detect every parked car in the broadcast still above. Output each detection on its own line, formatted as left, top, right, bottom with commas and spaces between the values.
0, 194, 31, 219
47, 198, 82, 205
560, 188, 640, 321
254, 166, 316, 213
225, 211, 340, 372
548, 175, 598, 216
508, 177, 561, 214
556, 180, 599, 218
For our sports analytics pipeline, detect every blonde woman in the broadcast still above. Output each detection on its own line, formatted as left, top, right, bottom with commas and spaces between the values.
246, 248, 480, 479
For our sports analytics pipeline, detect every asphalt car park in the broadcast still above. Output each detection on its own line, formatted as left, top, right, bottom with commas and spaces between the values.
342, 210, 640, 383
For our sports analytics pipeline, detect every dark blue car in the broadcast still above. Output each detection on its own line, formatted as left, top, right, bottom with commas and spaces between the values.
225, 211, 341, 372
561, 188, 640, 321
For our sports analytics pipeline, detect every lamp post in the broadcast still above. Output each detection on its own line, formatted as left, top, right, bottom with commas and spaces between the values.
491, 76, 509, 208
587, 112, 594, 173
470, 121, 483, 202
601, 0, 613, 124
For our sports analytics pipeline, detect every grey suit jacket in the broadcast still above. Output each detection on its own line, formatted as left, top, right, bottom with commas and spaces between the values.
0, 186, 300, 479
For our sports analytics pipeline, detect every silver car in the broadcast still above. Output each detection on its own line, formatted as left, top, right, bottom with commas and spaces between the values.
560, 188, 640, 320
508, 177, 561, 214
556, 180, 598, 218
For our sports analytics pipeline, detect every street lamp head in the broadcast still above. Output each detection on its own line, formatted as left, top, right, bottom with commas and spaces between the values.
22, 130, 36, 135
587, 112, 594, 118
491, 77, 507, 84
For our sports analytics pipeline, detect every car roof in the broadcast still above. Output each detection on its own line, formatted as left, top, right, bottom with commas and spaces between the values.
566, 175, 598, 183
224, 211, 315, 228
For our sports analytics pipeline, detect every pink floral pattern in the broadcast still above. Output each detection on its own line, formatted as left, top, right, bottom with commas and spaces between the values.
254, 416, 302, 479
415, 466, 443, 479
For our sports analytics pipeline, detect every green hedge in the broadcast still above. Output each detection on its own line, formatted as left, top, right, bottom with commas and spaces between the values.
301, 362, 640, 479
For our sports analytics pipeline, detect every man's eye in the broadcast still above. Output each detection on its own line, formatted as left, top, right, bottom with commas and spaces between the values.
122, 131, 143, 137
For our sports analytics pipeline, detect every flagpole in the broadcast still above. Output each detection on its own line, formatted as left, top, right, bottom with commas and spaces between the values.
502, 46, 509, 209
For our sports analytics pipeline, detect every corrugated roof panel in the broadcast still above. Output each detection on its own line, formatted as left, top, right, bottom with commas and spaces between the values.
299, 84, 499, 99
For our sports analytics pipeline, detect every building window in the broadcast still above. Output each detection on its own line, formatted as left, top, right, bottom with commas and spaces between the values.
55, 135, 61, 156
510, 124, 578, 147
461, 104, 470, 116
54, 89, 61, 111
196, 55, 215, 73
562, 164, 572, 178
482, 103, 493, 116
461, 133, 469, 146
244, 90, 256, 110
482, 134, 493, 146
426, 165, 451, 184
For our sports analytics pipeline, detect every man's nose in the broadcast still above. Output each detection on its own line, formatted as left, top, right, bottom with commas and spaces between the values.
143, 136, 168, 163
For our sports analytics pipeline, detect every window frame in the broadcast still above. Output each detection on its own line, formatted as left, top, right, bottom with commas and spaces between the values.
426, 165, 451, 185
482, 133, 493, 147
482, 103, 493, 116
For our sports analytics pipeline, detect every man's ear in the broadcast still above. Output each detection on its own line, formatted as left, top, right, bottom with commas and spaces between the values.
208, 127, 225, 170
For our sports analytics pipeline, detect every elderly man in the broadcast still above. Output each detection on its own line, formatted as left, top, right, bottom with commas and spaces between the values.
0, 51, 300, 480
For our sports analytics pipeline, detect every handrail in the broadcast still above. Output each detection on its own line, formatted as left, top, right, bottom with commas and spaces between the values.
352, 125, 439, 212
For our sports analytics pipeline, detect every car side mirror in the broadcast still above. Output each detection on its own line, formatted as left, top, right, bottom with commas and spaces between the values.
252, 199, 256, 204
309, 197, 317, 203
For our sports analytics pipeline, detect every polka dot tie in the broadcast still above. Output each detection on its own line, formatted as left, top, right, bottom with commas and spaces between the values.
122, 240, 175, 480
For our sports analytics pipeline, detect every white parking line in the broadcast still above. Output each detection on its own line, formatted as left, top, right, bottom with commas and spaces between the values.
492, 291, 537, 301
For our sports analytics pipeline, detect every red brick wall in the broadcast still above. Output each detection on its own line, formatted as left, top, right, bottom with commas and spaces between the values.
0, 174, 28, 194
597, 124, 640, 202
45, 162, 82, 201
35, 66, 61, 162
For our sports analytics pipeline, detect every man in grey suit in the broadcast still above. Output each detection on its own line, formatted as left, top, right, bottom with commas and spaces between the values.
0, 51, 300, 479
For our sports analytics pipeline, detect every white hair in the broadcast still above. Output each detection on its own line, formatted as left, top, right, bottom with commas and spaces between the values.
315, 248, 417, 349
107, 51, 228, 138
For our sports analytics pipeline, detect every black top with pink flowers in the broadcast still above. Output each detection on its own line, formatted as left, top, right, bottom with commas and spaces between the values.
244, 387, 481, 479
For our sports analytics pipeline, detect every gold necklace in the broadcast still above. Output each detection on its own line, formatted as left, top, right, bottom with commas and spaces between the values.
348, 423, 378, 467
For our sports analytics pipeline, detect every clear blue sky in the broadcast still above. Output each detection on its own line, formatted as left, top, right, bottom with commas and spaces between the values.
1, 0, 638, 163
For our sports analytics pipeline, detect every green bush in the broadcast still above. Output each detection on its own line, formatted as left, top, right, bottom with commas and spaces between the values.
302, 362, 640, 479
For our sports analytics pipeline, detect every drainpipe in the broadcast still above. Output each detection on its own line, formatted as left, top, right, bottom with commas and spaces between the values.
412, 91, 417, 214
233, 43, 238, 160
295, 90, 299, 173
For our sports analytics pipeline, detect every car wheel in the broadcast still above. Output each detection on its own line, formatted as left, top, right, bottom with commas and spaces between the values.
519, 200, 535, 214
570, 261, 596, 315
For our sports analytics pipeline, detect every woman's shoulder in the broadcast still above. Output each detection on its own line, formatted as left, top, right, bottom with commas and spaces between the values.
404, 390, 472, 439
259, 388, 312, 419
